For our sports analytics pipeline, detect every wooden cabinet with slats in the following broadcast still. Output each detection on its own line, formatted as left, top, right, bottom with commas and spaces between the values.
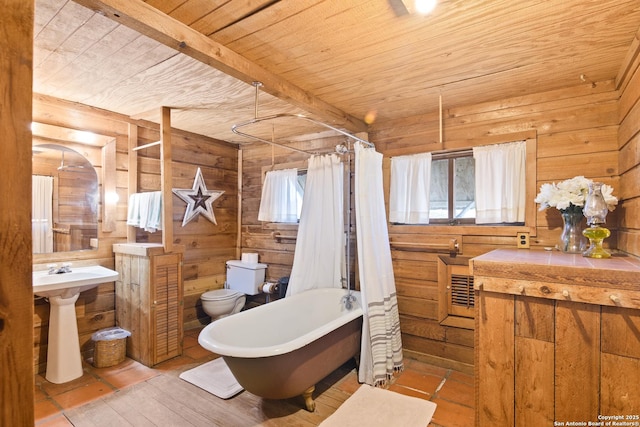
471, 249, 640, 427
113, 243, 185, 367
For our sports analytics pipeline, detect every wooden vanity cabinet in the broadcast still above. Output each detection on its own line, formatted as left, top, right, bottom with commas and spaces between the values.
113, 243, 185, 367
471, 249, 640, 426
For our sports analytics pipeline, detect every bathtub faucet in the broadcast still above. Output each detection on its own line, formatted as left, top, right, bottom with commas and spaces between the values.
341, 292, 357, 310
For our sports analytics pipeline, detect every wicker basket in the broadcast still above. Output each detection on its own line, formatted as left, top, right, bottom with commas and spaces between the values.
92, 327, 129, 368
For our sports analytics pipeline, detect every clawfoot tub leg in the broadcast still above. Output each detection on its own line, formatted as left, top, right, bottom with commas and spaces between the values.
302, 386, 316, 412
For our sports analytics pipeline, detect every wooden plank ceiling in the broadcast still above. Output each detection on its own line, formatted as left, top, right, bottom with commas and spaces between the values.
33, 0, 640, 145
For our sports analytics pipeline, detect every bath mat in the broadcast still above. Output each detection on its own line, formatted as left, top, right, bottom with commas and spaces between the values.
319, 384, 437, 427
179, 357, 243, 399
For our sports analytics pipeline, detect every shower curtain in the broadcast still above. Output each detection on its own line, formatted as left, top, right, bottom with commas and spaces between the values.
286, 154, 344, 296
32, 175, 54, 253
354, 142, 403, 386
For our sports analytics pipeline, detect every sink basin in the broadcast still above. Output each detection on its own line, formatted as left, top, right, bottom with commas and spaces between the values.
33, 265, 119, 384
33, 265, 119, 299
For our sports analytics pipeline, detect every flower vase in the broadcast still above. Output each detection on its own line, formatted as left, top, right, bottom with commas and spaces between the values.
559, 210, 586, 253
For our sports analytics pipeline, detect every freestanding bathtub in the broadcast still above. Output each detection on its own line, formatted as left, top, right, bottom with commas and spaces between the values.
198, 287, 363, 411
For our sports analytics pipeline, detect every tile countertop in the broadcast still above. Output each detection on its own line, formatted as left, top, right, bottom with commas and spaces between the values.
470, 249, 640, 292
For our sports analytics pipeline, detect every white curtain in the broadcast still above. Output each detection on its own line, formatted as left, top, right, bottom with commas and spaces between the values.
258, 168, 302, 222
32, 175, 54, 254
389, 152, 432, 224
286, 155, 344, 296
354, 142, 403, 386
473, 140, 526, 224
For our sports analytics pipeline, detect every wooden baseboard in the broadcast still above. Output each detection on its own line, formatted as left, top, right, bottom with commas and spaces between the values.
183, 318, 209, 331
403, 349, 474, 376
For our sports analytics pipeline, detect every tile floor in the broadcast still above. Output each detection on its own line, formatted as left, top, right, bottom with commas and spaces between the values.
34, 328, 474, 427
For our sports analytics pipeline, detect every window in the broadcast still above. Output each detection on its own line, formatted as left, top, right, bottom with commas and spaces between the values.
429, 151, 475, 224
258, 168, 305, 223
389, 140, 527, 226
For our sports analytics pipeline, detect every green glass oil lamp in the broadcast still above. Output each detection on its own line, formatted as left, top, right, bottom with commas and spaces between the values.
582, 182, 611, 258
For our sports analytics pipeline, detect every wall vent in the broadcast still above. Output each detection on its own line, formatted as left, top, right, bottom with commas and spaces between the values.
437, 256, 474, 329
449, 266, 474, 317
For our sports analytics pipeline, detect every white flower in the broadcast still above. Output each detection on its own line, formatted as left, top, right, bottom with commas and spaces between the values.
601, 184, 618, 211
535, 176, 617, 213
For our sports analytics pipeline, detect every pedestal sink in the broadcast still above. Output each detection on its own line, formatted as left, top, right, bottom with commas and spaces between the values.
33, 265, 119, 383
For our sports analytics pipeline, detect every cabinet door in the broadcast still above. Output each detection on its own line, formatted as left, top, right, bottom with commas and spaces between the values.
150, 253, 183, 365
476, 291, 515, 426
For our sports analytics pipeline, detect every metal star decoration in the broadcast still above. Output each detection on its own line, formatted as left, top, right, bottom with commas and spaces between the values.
172, 167, 224, 226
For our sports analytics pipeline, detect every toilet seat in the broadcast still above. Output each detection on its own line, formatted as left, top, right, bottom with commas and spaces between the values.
201, 289, 243, 302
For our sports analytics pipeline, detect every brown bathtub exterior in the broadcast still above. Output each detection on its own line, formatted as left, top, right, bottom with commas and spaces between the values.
223, 316, 362, 409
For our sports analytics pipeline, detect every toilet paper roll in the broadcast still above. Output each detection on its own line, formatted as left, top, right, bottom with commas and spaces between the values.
262, 283, 277, 294
242, 253, 259, 264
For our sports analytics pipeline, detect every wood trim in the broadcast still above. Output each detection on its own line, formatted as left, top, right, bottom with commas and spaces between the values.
237, 148, 243, 260
1, 0, 35, 424
474, 275, 640, 310
101, 139, 117, 232
403, 349, 474, 376
616, 25, 640, 92
390, 238, 459, 255
437, 256, 473, 327
160, 107, 173, 252
524, 137, 538, 233
127, 123, 138, 242
73, 0, 366, 133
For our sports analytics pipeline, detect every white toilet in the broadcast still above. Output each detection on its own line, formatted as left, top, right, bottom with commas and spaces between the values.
201, 260, 267, 321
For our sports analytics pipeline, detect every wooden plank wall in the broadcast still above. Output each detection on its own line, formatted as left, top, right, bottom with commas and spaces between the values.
28, 64, 639, 377
240, 135, 349, 288
32, 94, 129, 374
369, 80, 621, 371
31, 94, 238, 373
133, 124, 238, 329
617, 42, 640, 257
239, 80, 623, 374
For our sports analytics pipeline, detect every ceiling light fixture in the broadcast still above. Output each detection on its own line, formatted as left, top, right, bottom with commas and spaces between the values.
414, 0, 437, 14
389, 0, 437, 16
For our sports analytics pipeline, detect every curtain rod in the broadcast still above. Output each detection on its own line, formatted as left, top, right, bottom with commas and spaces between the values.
232, 113, 375, 156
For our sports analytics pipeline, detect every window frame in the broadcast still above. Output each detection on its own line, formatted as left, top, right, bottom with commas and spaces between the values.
429, 149, 476, 225
258, 160, 308, 224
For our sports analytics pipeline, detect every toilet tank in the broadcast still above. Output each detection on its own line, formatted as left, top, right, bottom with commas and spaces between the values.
226, 260, 267, 295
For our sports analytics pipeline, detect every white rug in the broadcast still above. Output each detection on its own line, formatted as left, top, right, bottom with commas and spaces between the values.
320, 384, 437, 427
179, 358, 243, 399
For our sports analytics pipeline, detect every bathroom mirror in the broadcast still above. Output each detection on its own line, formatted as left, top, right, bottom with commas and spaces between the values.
32, 143, 99, 254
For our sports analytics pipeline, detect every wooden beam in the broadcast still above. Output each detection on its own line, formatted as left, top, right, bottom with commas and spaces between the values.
160, 106, 174, 252
127, 123, 138, 243
237, 148, 243, 261
72, 0, 367, 133
101, 139, 117, 232
0, 0, 35, 424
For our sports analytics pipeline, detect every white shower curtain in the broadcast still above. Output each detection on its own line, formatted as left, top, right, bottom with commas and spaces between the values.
32, 175, 54, 254
286, 154, 344, 296
354, 142, 403, 386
